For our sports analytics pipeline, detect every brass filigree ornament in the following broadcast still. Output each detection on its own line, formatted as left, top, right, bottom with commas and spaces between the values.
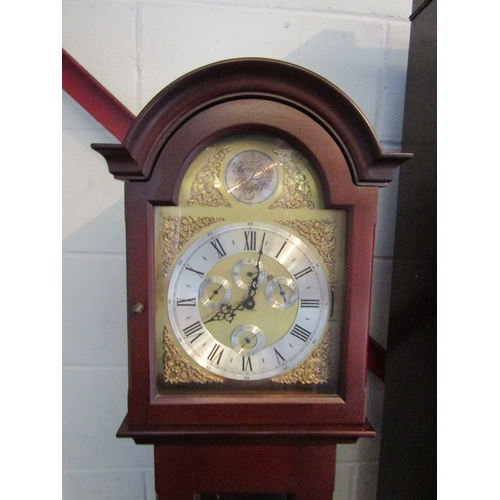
188, 147, 233, 207
277, 219, 336, 280
162, 216, 224, 275
272, 328, 332, 384
269, 149, 314, 209
163, 326, 222, 384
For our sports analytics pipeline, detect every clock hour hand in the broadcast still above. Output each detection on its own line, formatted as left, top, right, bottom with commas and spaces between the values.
204, 300, 248, 324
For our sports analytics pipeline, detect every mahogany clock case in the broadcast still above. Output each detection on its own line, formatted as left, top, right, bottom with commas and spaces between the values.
92, 58, 411, 433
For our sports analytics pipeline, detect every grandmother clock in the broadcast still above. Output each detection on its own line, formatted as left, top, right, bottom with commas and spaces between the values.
92, 59, 411, 500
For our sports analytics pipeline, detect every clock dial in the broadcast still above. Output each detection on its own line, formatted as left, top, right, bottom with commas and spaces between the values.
167, 222, 330, 381
198, 276, 232, 309
266, 277, 298, 310
231, 325, 265, 357
224, 149, 279, 205
232, 257, 266, 290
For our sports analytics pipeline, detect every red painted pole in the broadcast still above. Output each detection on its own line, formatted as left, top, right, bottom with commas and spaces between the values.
62, 49, 135, 142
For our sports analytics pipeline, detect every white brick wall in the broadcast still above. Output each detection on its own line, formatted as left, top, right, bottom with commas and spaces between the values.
62, 1, 412, 498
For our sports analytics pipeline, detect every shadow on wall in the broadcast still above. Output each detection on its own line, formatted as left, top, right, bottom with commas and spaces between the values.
283, 29, 409, 141
62, 199, 127, 367
62, 200, 126, 254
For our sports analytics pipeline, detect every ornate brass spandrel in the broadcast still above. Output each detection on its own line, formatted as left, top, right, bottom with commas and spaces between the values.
272, 328, 333, 384
162, 216, 224, 275
277, 219, 336, 280
269, 148, 314, 209
163, 326, 223, 384
188, 147, 233, 207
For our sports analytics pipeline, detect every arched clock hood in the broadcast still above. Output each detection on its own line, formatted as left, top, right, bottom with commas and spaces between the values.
92, 58, 412, 185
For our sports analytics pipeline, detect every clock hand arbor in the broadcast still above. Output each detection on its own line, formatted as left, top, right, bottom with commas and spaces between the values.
236, 332, 259, 355
208, 283, 224, 300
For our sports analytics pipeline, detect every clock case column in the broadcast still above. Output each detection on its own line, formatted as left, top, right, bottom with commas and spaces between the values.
154, 444, 337, 500
92, 58, 412, 498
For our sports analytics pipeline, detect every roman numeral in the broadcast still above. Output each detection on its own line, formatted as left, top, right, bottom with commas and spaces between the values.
244, 231, 257, 251
294, 266, 313, 280
183, 321, 204, 342
176, 297, 196, 307
275, 241, 287, 259
300, 299, 320, 308
207, 344, 224, 365
210, 238, 226, 258
242, 356, 253, 371
185, 265, 204, 278
290, 324, 312, 342
274, 348, 285, 364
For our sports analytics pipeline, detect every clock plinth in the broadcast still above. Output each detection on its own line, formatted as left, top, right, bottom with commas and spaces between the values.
93, 58, 411, 498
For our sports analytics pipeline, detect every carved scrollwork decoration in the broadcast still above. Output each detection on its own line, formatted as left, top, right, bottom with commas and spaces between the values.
188, 147, 233, 207
163, 326, 223, 384
276, 219, 336, 280
269, 149, 314, 209
162, 216, 224, 275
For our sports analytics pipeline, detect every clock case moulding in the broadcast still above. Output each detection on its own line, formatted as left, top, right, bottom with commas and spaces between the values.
92, 58, 412, 444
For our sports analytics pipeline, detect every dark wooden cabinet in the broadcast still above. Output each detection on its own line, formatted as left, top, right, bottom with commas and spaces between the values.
376, 1, 437, 498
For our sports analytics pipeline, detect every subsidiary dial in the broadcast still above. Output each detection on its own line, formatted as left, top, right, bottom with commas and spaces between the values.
266, 277, 298, 309
199, 276, 232, 309
231, 324, 264, 356
232, 258, 265, 290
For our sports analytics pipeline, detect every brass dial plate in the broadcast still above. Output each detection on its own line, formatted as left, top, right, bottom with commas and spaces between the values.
154, 133, 346, 393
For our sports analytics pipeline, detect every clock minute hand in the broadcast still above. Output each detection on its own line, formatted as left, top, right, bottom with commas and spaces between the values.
247, 232, 266, 297
243, 232, 266, 310
256, 232, 265, 267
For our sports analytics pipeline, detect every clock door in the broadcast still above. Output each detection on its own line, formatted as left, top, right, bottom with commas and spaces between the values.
92, 60, 411, 500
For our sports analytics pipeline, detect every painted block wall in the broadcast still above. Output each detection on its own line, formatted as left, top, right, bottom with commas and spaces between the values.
62, 1, 412, 499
